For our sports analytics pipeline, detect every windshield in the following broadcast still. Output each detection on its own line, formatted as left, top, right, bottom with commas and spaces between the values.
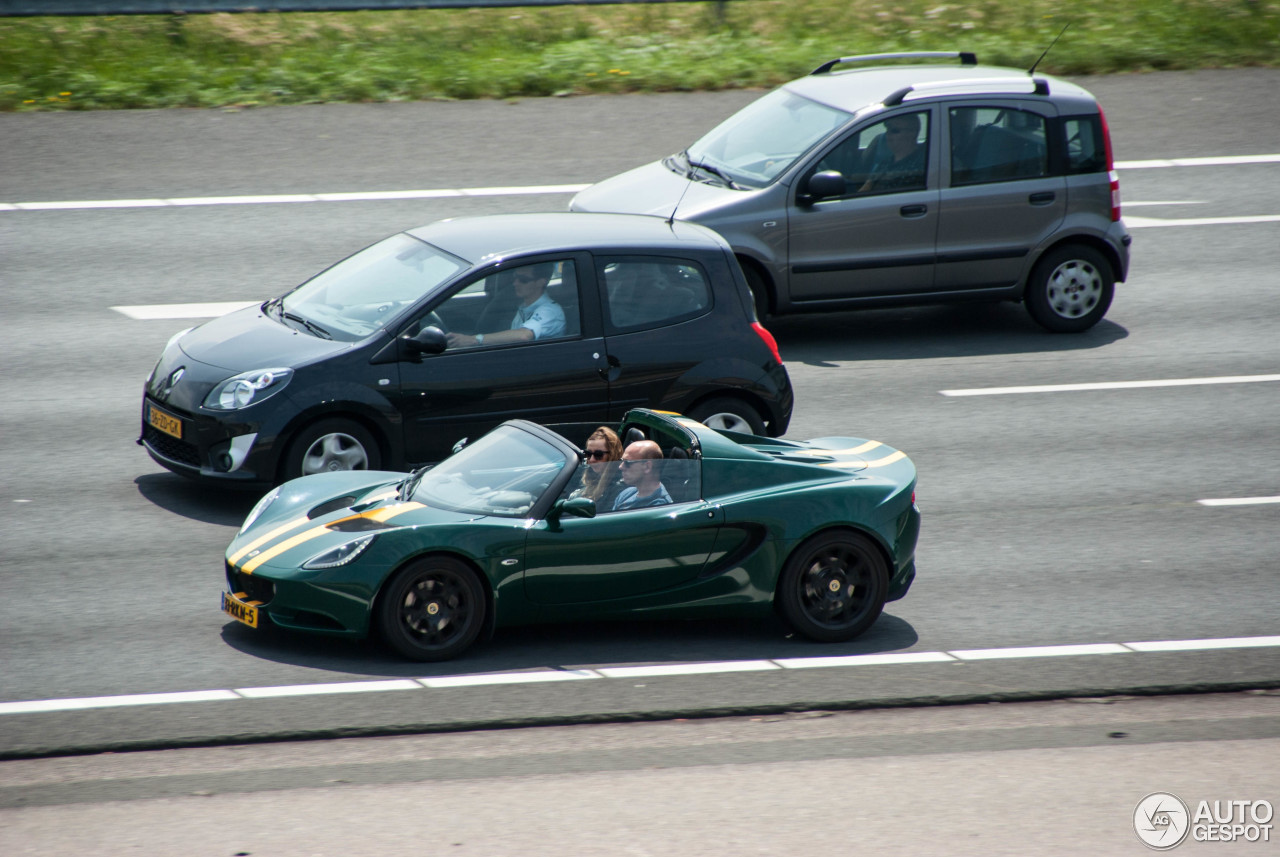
279, 234, 469, 342
411, 425, 569, 517
682, 88, 852, 188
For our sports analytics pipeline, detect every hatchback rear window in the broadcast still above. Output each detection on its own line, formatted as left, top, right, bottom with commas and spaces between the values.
950, 107, 1049, 185
600, 257, 712, 331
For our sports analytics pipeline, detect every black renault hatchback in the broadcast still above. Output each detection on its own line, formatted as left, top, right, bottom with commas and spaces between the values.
140, 213, 793, 487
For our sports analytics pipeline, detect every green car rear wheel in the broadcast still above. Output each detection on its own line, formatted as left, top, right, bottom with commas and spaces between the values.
778, 530, 888, 643
378, 557, 486, 661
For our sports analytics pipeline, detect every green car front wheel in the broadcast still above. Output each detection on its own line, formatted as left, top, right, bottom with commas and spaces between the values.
378, 557, 487, 661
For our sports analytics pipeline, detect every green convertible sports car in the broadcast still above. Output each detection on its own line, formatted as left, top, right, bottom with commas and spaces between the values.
222, 409, 919, 660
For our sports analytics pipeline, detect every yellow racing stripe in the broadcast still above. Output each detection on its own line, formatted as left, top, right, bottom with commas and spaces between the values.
791, 439, 884, 458
819, 448, 907, 469
238, 502, 424, 574
227, 516, 311, 565
866, 450, 907, 467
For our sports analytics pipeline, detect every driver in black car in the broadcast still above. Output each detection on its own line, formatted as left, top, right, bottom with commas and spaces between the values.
445, 263, 565, 348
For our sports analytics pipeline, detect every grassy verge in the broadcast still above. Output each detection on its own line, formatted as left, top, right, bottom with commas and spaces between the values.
2, 0, 1277, 111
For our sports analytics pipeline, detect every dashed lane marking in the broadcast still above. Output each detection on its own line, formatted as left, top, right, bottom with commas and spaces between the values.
2, 635, 1278, 716
940, 374, 1280, 397
3, 154, 1280, 213
112, 301, 259, 319
1127, 214, 1280, 228
0, 184, 590, 212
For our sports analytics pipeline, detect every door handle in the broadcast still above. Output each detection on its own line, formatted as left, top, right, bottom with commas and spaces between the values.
598, 354, 621, 382
1029, 191, 1056, 205
899, 204, 928, 218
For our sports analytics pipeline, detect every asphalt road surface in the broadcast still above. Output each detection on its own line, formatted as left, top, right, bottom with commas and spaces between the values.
3, 692, 1278, 856
1, 65, 1278, 804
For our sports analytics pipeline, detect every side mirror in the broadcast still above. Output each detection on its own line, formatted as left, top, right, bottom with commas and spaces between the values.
400, 326, 447, 357
799, 170, 847, 205
548, 496, 596, 522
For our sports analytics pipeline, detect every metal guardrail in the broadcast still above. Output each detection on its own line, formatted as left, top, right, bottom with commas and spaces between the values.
3, 0, 734, 16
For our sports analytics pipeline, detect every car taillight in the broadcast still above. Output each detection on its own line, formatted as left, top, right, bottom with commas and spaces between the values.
1099, 104, 1121, 222
752, 321, 783, 366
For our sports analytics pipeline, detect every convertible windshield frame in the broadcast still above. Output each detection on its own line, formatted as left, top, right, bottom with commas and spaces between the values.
682, 88, 853, 189
279, 233, 470, 343
410, 424, 574, 518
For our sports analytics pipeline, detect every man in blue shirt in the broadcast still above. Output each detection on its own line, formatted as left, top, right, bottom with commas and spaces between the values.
611, 440, 672, 511
446, 263, 566, 348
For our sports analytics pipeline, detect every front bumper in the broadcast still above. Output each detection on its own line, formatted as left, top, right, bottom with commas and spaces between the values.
225, 561, 370, 637
140, 394, 275, 486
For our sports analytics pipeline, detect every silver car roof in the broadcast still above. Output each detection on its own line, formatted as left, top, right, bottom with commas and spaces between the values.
408, 212, 727, 265
784, 63, 1094, 113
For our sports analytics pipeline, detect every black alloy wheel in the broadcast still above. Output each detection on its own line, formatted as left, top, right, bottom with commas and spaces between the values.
377, 557, 486, 661
778, 530, 889, 643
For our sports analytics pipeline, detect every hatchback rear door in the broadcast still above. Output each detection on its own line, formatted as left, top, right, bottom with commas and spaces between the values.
593, 253, 733, 419
934, 99, 1066, 293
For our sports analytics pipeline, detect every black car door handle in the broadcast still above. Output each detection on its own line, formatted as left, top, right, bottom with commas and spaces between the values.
899, 204, 928, 218
598, 354, 621, 382
1029, 191, 1056, 205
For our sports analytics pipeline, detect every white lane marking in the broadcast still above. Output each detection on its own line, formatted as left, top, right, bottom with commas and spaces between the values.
1, 184, 590, 213
1123, 200, 1206, 207
1125, 636, 1280, 652
774, 651, 956, 669
0, 690, 238, 715
597, 660, 779, 678
1197, 496, 1280, 507
2, 154, 1278, 213
947, 643, 1132, 660
236, 679, 421, 698
112, 301, 259, 320
3, 635, 1278, 716
940, 374, 1280, 397
1116, 154, 1280, 169
420, 669, 600, 688
1127, 214, 1280, 228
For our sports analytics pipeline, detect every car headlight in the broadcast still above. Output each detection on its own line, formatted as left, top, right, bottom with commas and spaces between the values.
239, 486, 281, 534
204, 368, 293, 411
302, 535, 377, 570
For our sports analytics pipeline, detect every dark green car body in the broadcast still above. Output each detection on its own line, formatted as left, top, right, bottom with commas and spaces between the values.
223, 409, 918, 659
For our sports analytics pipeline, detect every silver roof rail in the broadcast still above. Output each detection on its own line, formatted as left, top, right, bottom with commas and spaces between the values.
883, 75, 1050, 106
811, 51, 978, 75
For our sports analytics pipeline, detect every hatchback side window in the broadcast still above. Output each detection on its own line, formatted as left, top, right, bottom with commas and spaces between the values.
430, 259, 580, 348
600, 257, 711, 331
950, 107, 1048, 185
810, 110, 930, 198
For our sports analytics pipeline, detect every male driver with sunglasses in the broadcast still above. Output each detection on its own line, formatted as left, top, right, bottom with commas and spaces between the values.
446, 262, 565, 348
611, 440, 672, 511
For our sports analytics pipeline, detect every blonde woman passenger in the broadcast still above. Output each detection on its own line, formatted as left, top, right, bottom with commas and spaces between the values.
568, 426, 624, 510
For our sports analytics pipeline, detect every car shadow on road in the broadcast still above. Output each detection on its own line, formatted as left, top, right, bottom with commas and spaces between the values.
218, 611, 921, 678
135, 473, 260, 526
767, 303, 1128, 363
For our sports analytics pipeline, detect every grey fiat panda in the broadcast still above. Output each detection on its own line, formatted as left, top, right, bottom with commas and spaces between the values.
572, 52, 1132, 332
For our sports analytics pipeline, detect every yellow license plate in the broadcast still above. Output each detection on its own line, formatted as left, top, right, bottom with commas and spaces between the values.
222, 591, 259, 628
148, 405, 183, 439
